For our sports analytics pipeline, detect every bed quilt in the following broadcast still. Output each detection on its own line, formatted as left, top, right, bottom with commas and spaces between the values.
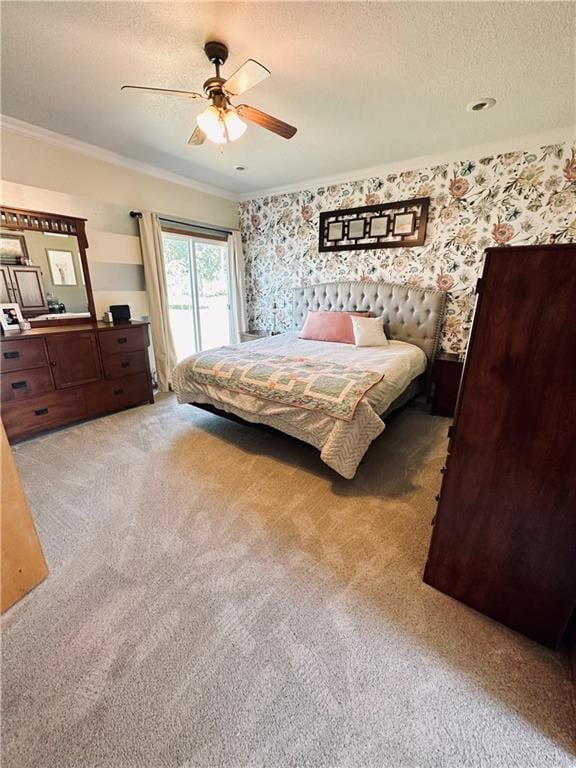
171, 333, 427, 479
184, 348, 384, 422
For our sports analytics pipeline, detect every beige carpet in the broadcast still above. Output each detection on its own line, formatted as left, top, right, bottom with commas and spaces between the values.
2, 394, 575, 767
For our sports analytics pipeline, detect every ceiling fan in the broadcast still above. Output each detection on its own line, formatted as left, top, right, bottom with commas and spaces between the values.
121, 41, 297, 146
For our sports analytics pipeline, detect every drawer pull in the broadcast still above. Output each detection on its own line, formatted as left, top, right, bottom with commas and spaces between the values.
117, 337, 127, 344
4, 351, 20, 359
34, 407, 49, 416
11, 380, 28, 390
114, 388, 124, 395
121, 361, 130, 368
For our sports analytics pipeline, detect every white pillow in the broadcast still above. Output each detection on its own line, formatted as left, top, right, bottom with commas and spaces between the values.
351, 315, 389, 347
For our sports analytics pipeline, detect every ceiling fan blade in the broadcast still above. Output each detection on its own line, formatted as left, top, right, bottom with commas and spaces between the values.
236, 104, 297, 139
188, 126, 206, 145
121, 85, 206, 101
223, 59, 270, 97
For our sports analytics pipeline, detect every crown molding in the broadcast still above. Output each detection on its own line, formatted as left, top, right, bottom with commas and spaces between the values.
2, 115, 573, 206
0, 114, 238, 201
238, 126, 575, 202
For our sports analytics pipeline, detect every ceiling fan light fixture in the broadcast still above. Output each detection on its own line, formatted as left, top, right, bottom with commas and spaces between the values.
223, 108, 247, 141
197, 105, 226, 144
196, 104, 246, 144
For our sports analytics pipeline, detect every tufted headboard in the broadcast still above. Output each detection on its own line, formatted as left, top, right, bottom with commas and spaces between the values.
292, 281, 446, 361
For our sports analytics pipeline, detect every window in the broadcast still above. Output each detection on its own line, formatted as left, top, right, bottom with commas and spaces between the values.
162, 229, 230, 361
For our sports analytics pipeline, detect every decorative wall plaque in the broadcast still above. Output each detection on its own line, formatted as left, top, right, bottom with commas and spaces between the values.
319, 197, 429, 252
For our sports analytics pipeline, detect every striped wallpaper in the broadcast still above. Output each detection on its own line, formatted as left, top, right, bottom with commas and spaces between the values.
1, 129, 239, 330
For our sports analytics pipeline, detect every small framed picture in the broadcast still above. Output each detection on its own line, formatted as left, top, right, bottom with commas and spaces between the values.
347, 219, 365, 239
369, 216, 389, 237
327, 221, 344, 241
0, 234, 29, 265
47, 249, 77, 286
0, 303, 24, 333
393, 212, 416, 236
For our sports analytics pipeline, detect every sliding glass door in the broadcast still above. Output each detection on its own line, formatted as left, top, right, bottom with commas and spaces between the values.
162, 231, 230, 361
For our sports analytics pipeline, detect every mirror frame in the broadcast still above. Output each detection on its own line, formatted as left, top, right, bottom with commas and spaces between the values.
0, 205, 97, 327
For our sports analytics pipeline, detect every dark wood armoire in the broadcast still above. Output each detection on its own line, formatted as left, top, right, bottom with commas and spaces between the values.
424, 243, 576, 649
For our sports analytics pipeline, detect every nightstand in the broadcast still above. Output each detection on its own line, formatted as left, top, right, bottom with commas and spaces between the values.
239, 330, 268, 343
430, 353, 464, 417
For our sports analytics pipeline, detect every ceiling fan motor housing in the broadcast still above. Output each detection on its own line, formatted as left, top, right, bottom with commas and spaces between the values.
202, 77, 225, 97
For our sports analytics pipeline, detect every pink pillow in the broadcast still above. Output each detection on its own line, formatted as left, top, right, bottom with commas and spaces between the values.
299, 310, 370, 344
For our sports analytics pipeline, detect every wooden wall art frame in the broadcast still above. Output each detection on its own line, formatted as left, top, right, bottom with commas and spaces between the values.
319, 197, 430, 252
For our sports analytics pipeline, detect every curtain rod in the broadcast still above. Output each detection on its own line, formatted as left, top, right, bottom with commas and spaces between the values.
129, 210, 235, 236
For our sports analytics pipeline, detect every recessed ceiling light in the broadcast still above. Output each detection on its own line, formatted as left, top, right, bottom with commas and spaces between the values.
234, 165, 247, 171
466, 98, 497, 113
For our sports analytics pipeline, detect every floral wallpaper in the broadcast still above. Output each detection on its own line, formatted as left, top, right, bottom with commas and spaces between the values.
239, 141, 576, 353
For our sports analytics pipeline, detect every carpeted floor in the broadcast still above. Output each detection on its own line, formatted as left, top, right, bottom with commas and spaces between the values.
2, 394, 575, 768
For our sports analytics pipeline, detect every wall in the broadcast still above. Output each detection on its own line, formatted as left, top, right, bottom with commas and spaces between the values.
1, 129, 238, 321
239, 140, 576, 353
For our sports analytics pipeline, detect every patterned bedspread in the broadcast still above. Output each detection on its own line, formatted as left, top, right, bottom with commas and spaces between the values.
180, 348, 384, 422
171, 333, 427, 479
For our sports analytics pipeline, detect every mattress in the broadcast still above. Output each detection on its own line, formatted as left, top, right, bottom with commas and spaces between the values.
171, 332, 427, 479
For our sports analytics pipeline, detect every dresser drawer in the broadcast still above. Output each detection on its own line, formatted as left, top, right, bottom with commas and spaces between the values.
1, 338, 48, 372
1, 366, 54, 402
99, 326, 148, 357
2, 388, 86, 441
85, 372, 151, 417
102, 350, 149, 380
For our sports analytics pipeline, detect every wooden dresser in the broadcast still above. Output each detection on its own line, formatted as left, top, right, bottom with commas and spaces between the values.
424, 244, 576, 648
1, 321, 154, 442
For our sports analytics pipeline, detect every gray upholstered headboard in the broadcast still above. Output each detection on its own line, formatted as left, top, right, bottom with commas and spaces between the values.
292, 281, 446, 361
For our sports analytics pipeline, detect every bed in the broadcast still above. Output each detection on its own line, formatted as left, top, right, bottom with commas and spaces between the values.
171, 281, 446, 478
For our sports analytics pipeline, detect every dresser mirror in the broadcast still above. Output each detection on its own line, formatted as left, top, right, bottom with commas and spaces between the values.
0, 206, 96, 326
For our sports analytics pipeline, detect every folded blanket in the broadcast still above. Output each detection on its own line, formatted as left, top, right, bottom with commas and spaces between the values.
173, 348, 384, 422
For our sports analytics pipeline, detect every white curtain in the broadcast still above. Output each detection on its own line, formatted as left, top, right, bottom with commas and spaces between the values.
227, 231, 247, 344
137, 212, 177, 392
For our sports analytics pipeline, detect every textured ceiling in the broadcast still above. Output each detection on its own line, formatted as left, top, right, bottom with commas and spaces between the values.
1, 2, 574, 195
